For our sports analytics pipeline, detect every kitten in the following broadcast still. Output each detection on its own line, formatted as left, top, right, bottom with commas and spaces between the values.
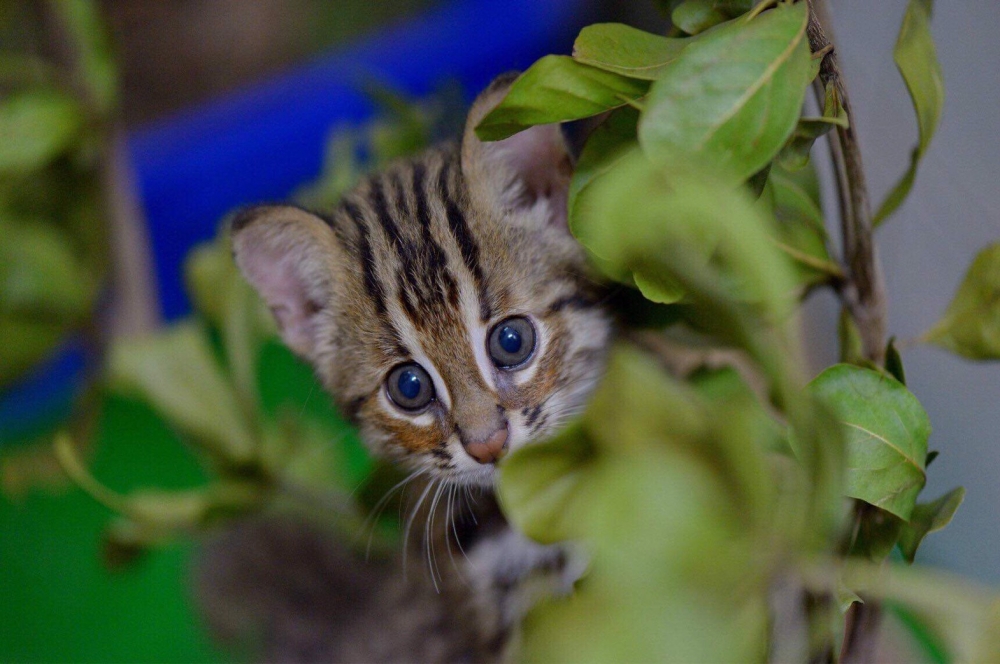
200, 74, 612, 662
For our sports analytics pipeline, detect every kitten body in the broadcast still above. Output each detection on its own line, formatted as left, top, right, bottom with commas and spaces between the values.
211, 75, 612, 661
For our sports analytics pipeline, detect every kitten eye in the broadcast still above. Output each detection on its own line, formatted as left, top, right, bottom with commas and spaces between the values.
386, 363, 435, 411
488, 317, 536, 369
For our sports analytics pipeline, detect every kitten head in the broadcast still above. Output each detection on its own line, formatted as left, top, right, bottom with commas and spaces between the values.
232, 76, 611, 486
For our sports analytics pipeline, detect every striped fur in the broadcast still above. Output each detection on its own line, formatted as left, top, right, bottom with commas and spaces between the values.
233, 78, 612, 488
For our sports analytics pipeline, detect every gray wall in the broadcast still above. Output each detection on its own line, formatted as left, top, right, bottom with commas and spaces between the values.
817, 1, 1000, 585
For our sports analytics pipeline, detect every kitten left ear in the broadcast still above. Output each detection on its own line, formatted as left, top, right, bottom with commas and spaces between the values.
461, 73, 573, 229
230, 205, 341, 361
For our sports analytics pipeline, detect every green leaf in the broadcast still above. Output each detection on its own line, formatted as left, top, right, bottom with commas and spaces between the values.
497, 421, 596, 544
502, 345, 773, 662
572, 23, 688, 80
0, 221, 98, 320
768, 170, 841, 285
48, 0, 119, 114
107, 322, 258, 464
808, 364, 929, 520
850, 505, 904, 562
831, 560, 1000, 663
568, 107, 638, 229
776, 80, 849, 171
475, 56, 648, 141
671, 1, 728, 35
838, 306, 865, 365
638, 2, 813, 182
0, 91, 83, 172
0, 317, 66, 387
924, 243, 1000, 360
184, 236, 275, 411
898, 487, 965, 563
874, 0, 945, 226
886, 337, 907, 385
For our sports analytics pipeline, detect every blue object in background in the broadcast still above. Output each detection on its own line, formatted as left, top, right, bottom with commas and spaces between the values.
0, 0, 595, 441
130, 0, 595, 320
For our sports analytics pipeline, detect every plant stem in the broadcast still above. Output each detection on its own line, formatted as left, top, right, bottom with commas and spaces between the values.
806, 2, 890, 661
806, 0, 887, 365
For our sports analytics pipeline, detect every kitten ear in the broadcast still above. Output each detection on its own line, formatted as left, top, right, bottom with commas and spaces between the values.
461, 73, 573, 229
230, 205, 340, 361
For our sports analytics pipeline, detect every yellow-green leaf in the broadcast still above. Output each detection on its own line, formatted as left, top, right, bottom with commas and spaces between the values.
475, 56, 648, 141
924, 243, 1000, 360
107, 322, 257, 464
0, 91, 83, 172
898, 486, 965, 563
572, 23, 688, 80
874, 0, 944, 226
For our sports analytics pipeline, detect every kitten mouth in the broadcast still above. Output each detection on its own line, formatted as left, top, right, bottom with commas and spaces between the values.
448, 464, 499, 489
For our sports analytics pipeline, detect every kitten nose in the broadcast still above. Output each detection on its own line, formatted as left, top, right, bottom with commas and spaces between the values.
463, 423, 509, 465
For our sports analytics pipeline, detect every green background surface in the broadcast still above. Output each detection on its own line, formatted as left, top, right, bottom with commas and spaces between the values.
0, 342, 365, 663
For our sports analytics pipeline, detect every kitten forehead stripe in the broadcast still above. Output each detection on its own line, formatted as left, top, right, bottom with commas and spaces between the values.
342, 199, 388, 316
439, 160, 491, 322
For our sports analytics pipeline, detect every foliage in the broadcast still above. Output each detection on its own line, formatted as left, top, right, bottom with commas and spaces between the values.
56, 88, 451, 557
0, 0, 116, 387
46, 1, 1000, 661
480, 0, 999, 660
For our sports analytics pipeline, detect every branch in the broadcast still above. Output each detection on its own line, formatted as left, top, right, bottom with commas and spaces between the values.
806, 3, 890, 662
807, 0, 888, 365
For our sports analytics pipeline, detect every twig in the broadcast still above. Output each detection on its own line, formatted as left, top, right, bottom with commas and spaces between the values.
807, 0, 888, 365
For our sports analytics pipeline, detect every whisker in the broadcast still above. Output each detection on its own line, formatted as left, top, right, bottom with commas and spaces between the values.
447, 481, 472, 579
402, 477, 435, 581
362, 468, 426, 559
425, 479, 447, 593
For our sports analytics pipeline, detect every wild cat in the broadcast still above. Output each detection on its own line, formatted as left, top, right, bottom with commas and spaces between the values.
195, 74, 613, 662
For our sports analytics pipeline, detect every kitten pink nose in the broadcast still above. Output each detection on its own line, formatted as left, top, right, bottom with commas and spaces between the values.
464, 423, 509, 465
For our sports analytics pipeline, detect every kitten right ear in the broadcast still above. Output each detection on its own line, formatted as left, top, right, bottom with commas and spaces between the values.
230, 205, 340, 361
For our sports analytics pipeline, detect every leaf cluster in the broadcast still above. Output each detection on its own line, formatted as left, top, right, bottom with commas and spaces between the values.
478, 0, 1000, 659
55, 89, 452, 562
0, 1, 118, 387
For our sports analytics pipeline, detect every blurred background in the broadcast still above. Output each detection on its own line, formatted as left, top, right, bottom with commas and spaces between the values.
0, 1, 996, 662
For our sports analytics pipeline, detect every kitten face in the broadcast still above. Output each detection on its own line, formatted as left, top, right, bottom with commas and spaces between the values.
232, 76, 611, 486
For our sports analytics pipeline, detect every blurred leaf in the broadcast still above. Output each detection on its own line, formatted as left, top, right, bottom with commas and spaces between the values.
827, 561, 1000, 663
107, 322, 257, 465
502, 345, 772, 662
185, 236, 276, 413
925, 450, 939, 467
924, 243, 1000, 360
577, 149, 797, 319
294, 129, 364, 209
808, 364, 929, 520
48, 0, 119, 114
572, 23, 687, 80
838, 306, 865, 365
671, 1, 754, 35
777, 79, 848, 171
475, 56, 648, 141
638, 2, 813, 182
886, 338, 906, 385
898, 487, 965, 563
768, 170, 841, 285
497, 421, 596, 545
671, 1, 724, 35
0, 220, 97, 319
568, 107, 638, 224
0, 317, 66, 387
0, 91, 83, 172
874, 0, 944, 226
